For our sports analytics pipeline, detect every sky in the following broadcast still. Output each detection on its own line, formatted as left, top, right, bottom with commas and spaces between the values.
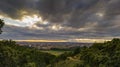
0, 0, 120, 42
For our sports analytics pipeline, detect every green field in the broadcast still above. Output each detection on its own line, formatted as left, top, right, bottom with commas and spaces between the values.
41, 50, 70, 56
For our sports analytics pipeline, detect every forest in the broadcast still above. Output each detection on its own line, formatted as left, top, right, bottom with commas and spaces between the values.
0, 38, 120, 67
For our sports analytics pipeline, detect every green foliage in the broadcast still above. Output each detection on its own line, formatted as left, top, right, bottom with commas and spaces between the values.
0, 40, 56, 67
50, 38, 120, 67
0, 38, 120, 67
79, 38, 120, 67
41, 50, 70, 56
0, 19, 4, 34
73, 47, 81, 55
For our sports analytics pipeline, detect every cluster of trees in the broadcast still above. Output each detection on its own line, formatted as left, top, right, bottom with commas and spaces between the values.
0, 40, 55, 67
0, 19, 4, 34
49, 38, 120, 67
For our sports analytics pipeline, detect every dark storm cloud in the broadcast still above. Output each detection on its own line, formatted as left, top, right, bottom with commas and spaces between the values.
1, 24, 119, 40
36, 0, 100, 27
0, 0, 99, 23
0, 25, 72, 40
0, 0, 37, 19
105, 0, 120, 19
0, 0, 120, 39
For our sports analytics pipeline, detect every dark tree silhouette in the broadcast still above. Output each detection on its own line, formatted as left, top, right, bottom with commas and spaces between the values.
0, 19, 4, 34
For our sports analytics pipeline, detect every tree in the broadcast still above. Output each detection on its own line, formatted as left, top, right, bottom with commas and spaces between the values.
0, 19, 4, 34
73, 47, 81, 55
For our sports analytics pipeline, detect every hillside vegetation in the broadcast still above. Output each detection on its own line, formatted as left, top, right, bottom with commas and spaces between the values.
0, 38, 120, 67
0, 40, 55, 67
49, 38, 120, 67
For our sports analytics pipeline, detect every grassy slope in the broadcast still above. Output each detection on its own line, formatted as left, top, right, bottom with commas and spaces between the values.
41, 50, 70, 56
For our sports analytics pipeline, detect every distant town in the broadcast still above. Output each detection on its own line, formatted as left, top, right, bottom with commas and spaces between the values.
17, 42, 92, 50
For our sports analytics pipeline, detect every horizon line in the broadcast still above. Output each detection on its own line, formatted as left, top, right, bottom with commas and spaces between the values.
0, 38, 112, 43
13, 39, 111, 43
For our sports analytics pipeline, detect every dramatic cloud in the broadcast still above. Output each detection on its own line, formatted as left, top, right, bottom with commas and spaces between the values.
0, 0, 120, 41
